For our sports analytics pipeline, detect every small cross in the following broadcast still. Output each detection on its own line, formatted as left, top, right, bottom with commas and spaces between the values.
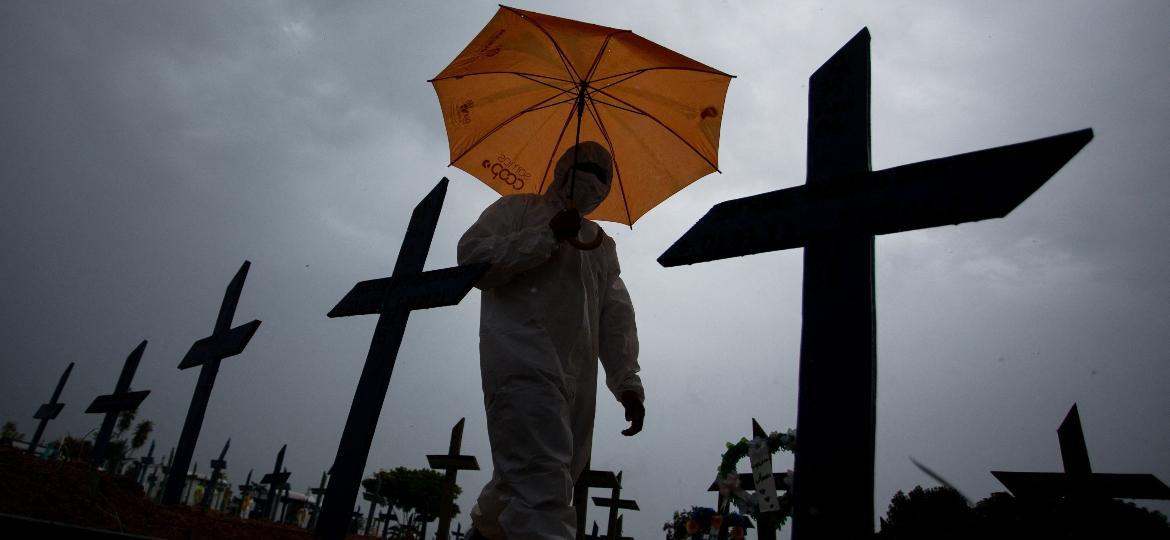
86, 340, 151, 466
427, 417, 480, 540
574, 464, 619, 540
592, 471, 639, 540
28, 362, 73, 456
201, 438, 231, 509
259, 444, 291, 521
992, 404, 1170, 500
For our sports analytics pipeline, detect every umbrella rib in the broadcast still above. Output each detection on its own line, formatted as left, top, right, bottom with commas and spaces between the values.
448, 92, 573, 167
583, 30, 631, 83
502, 6, 582, 83
536, 104, 579, 196
429, 71, 575, 87
590, 66, 736, 86
584, 98, 633, 226
594, 87, 721, 173
589, 96, 645, 117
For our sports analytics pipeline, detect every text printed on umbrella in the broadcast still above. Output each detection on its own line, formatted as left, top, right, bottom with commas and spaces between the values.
482, 154, 530, 190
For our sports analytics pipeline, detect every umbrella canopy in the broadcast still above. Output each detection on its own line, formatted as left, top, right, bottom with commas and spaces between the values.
431, 6, 733, 225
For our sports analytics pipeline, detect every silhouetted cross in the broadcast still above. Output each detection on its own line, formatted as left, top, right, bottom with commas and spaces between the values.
427, 417, 480, 540
28, 362, 73, 455
592, 471, 638, 540
660, 28, 1093, 539
86, 340, 151, 466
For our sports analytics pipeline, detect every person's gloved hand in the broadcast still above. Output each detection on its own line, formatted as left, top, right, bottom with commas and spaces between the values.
549, 208, 582, 241
620, 390, 644, 436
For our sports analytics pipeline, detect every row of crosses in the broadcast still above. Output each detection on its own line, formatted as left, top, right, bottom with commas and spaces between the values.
22, 26, 1170, 540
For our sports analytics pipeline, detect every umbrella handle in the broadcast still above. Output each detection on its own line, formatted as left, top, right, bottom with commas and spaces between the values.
566, 223, 606, 250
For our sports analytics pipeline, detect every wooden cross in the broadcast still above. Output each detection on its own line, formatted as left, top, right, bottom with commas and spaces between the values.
592, 471, 638, 540
28, 362, 73, 456
315, 177, 488, 540
260, 444, 291, 520
427, 417, 480, 540
574, 464, 619, 540
992, 404, 1170, 500
155, 446, 174, 502
659, 28, 1093, 539
450, 521, 466, 540
309, 470, 328, 529
363, 476, 386, 536
86, 340, 151, 466
380, 511, 398, 538
584, 521, 603, 540
706, 420, 789, 540
162, 261, 262, 504
137, 440, 156, 484
201, 438, 231, 509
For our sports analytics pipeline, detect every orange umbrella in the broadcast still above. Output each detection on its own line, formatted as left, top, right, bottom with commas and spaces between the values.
431, 5, 733, 226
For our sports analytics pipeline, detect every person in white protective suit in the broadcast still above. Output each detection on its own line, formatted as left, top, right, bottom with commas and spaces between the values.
457, 141, 645, 540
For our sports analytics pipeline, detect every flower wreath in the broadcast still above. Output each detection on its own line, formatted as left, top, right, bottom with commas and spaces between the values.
716, 429, 796, 532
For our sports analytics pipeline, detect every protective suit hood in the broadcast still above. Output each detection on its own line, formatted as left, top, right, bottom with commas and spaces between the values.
548, 141, 612, 214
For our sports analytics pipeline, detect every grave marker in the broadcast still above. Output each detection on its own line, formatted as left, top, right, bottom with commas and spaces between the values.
86, 340, 151, 466
161, 261, 262, 504
659, 28, 1093, 538
427, 417, 480, 540
137, 440, 156, 484
992, 404, 1170, 500
363, 476, 385, 536
260, 444, 291, 521
28, 362, 74, 455
592, 471, 638, 540
309, 471, 328, 528
574, 465, 618, 540
201, 438, 231, 509
315, 178, 488, 540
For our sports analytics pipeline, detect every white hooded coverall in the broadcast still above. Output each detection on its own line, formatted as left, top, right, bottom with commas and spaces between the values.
457, 142, 643, 540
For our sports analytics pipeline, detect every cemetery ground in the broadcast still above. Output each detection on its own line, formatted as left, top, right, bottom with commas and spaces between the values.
0, 446, 376, 540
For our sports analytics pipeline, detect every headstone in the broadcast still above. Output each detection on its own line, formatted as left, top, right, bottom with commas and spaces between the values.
574, 464, 618, 540
201, 438, 231, 509
260, 444, 291, 521
658, 28, 1093, 539
427, 417, 480, 540
28, 362, 74, 455
86, 340, 151, 466
592, 471, 638, 540
315, 178, 489, 540
992, 404, 1170, 500
162, 261, 262, 505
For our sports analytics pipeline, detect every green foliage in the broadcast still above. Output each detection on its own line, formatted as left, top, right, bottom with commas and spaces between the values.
130, 421, 153, 451
362, 467, 462, 525
1, 421, 24, 446
877, 485, 1170, 540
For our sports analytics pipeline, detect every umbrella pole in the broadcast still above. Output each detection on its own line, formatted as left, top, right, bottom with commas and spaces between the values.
568, 82, 587, 202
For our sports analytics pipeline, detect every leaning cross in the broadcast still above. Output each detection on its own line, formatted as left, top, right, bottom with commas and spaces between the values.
309, 471, 328, 529
137, 440, 156, 484
992, 403, 1170, 500
315, 177, 488, 540
427, 417, 480, 540
658, 28, 1093, 539
201, 438, 231, 509
362, 476, 385, 536
592, 471, 638, 540
574, 464, 618, 540
260, 444, 291, 521
162, 261, 261, 504
86, 340, 152, 466
239, 468, 255, 517
28, 362, 74, 456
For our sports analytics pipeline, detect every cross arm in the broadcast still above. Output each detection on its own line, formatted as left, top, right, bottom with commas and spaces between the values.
992, 471, 1170, 500
178, 320, 262, 369
86, 390, 151, 414
328, 263, 490, 317
658, 128, 1093, 267
211, 459, 227, 470
261, 471, 292, 485
591, 497, 639, 511
577, 470, 619, 489
427, 455, 480, 471
34, 402, 65, 420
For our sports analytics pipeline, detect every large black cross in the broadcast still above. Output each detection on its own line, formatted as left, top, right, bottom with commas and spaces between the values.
315, 177, 488, 540
260, 444, 291, 521
201, 438, 231, 509
592, 471, 639, 540
86, 340, 151, 466
659, 29, 1092, 538
162, 261, 261, 504
427, 417, 480, 540
992, 404, 1170, 500
575, 465, 619, 540
28, 362, 74, 456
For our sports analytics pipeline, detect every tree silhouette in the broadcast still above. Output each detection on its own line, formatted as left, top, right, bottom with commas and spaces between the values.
877, 485, 973, 539
362, 466, 461, 531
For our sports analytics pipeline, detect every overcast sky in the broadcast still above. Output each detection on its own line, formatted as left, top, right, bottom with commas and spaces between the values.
3, 1, 1169, 538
